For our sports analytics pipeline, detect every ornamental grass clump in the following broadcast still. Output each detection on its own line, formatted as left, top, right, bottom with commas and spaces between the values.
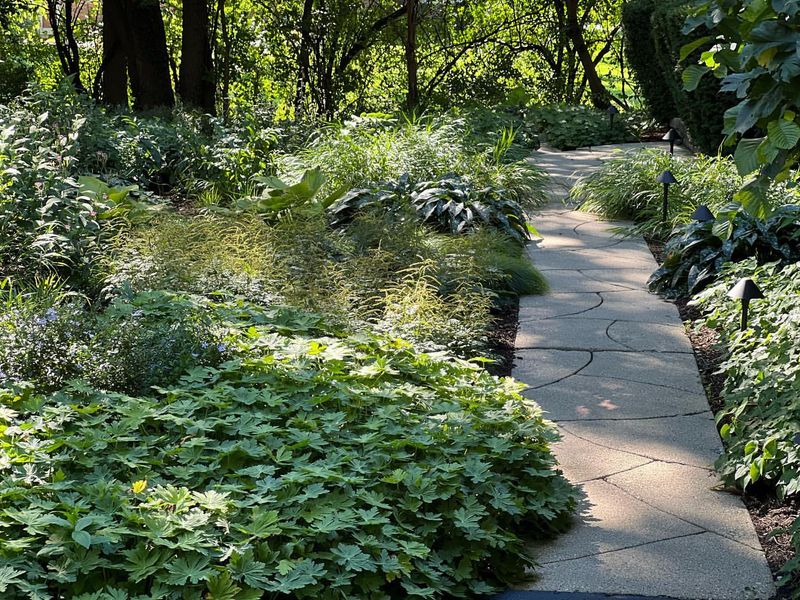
0, 293, 577, 599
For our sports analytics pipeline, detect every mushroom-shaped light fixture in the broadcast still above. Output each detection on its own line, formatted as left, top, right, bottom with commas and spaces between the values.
607, 105, 619, 128
691, 205, 715, 222
656, 170, 678, 222
727, 278, 765, 331
662, 128, 683, 155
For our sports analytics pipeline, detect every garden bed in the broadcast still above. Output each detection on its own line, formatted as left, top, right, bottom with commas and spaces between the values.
646, 238, 799, 596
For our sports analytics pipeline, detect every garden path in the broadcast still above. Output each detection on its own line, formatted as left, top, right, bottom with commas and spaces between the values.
510, 143, 775, 599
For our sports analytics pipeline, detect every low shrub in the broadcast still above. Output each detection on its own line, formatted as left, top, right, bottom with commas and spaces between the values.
648, 203, 800, 297
104, 212, 543, 358
0, 293, 577, 599
525, 104, 638, 150
0, 286, 228, 395
281, 114, 548, 207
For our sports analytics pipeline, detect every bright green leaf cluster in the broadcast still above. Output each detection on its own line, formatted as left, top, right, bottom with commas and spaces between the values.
0, 295, 576, 599
684, 0, 800, 215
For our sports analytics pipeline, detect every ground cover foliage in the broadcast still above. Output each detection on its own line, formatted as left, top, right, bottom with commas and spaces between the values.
692, 261, 800, 594
0, 292, 576, 599
0, 86, 579, 597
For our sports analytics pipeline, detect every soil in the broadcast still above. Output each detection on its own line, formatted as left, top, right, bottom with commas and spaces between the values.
645, 237, 799, 597
486, 297, 519, 378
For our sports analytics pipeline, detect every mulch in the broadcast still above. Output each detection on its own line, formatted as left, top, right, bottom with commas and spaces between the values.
644, 237, 799, 596
486, 298, 519, 378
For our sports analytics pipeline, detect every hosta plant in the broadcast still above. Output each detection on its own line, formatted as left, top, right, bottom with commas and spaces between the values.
648, 203, 800, 297
0, 293, 576, 599
328, 175, 535, 244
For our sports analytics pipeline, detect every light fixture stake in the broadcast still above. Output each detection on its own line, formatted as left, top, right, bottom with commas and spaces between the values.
656, 170, 678, 223
662, 128, 682, 155
607, 105, 618, 129
727, 278, 765, 331
691, 205, 715, 222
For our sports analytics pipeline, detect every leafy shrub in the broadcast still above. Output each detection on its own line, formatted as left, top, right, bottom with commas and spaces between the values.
649, 0, 736, 154
282, 114, 548, 207
621, 0, 734, 152
0, 294, 576, 599
572, 148, 798, 238
684, 0, 800, 213
525, 104, 638, 150
329, 175, 535, 244
461, 106, 541, 160
0, 287, 227, 394
0, 105, 165, 288
694, 260, 800, 498
649, 203, 800, 297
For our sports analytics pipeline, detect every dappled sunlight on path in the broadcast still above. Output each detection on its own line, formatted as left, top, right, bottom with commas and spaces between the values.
511, 144, 775, 599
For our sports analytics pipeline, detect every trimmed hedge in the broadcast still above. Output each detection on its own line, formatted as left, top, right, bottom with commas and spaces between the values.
623, 0, 735, 154
622, 0, 677, 125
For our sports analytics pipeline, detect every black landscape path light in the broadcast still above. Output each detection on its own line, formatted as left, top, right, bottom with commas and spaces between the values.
727, 278, 765, 331
607, 105, 618, 128
663, 128, 682, 155
656, 170, 678, 222
691, 205, 715, 222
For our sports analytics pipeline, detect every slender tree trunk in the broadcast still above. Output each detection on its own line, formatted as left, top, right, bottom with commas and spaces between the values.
48, 0, 84, 91
126, 0, 174, 109
102, 0, 129, 106
405, 0, 419, 110
179, 0, 216, 114
219, 0, 231, 122
294, 0, 314, 116
564, 0, 611, 108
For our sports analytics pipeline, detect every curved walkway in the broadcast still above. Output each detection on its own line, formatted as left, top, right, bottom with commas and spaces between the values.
512, 144, 775, 600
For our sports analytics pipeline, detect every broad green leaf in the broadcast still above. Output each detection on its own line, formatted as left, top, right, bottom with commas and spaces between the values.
767, 119, 800, 149
682, 64, 710, 91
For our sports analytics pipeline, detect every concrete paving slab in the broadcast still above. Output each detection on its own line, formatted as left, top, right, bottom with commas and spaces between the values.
519, 293, 603, 320
578, 268, 653, 290
580, 351, 705, 395
514, 349, 592, 389
512, 144, 773, 600
530, 248, 657, 272
525, 532, 775, 600
552, 430, 652, 482
607, 461, 764, 550
530, 479, 701, 562
560, 414, 722, 469
526, 375, 710, 421
515, 318, 625, 351
605, 321, 693, 353
529, 270, 640, 293
561, 291, 681, 325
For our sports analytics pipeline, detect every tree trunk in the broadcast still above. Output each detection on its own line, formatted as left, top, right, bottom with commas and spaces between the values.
294, 0, 314, 116
102, 0, 129, 106
179, 0, 216, 114
564, 0, 611, 108
405, 0, 419, 111
48, 0, 84, 91
219, 0, 231, 121
126, 0, 174, 110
